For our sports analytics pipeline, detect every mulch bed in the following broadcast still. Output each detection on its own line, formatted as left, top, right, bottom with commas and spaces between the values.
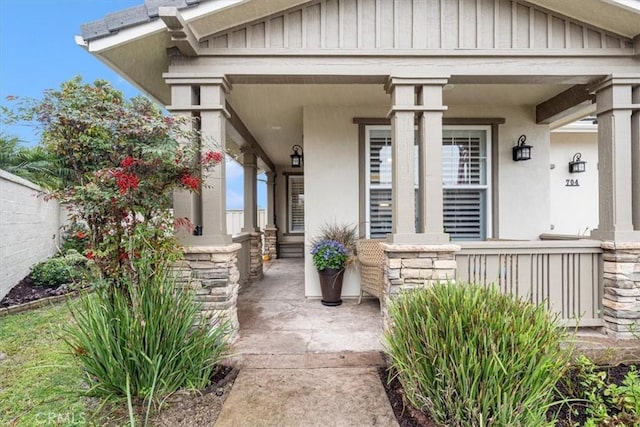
380, 364, 640, 427
0, 274, 72, 309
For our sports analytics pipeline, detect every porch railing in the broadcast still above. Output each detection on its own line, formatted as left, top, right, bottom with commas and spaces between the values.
455, 240, 603, 327
232, 232, 252, 287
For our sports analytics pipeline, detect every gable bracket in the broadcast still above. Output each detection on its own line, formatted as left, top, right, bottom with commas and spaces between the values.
536, 84, 596, 124
159, 7, 199, 57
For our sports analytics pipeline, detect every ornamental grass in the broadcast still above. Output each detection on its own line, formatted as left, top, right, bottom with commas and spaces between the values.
385, 282, 570, 427
64, 256, 229, 409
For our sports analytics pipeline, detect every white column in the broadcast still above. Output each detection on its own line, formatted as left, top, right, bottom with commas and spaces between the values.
591, 76, 640, 242
199, 80, 233, 244
242, 151, 258, 232
417, 80, 449, 243
632, 85, 640, 231
386, 78, 417, 242
168, 84, 199, 240
266, 171, 276, 228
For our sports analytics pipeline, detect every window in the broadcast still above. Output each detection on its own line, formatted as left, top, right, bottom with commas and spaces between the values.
365, 125, 491, 241
442, 127, 491, 240
287, 175, 304, 233
366, 128, 393, 239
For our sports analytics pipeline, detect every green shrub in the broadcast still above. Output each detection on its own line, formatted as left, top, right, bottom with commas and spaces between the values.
568, 355, 640, 426
31, 257, 74, 287
63, 256, 229, 406
385, 283, 570, 427
60, 223, 90, 254
30, 250, 88, 287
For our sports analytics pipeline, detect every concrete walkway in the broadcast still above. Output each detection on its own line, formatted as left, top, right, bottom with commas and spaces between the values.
215, 259, 398, 426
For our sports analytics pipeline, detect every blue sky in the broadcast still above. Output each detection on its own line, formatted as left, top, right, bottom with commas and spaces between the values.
0, 0, 262, 209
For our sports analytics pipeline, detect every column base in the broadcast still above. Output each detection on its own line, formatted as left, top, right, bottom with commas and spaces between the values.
600, 241, 640, 338
591, 230, 640, 242
179, 234, 233, 246
249, 231, 264, 281
380, 242, 461, 331
263, 227, 278, 260
173, 243, 242, 341
386, 232, 450, 245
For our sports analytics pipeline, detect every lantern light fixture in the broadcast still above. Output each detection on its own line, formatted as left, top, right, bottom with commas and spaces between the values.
512, 135, 532, 161
290, 144, 303, 168
569, 152, 586, 173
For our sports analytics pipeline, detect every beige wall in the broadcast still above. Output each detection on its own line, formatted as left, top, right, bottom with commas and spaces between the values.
447, 105, 552, 240
549, 131, 599, 235
0, 170, 60, 300
303, 105, 387, 297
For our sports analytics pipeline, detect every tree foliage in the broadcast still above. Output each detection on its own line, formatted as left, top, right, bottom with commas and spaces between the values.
4, 77, 223, 287
0, 133, 70, 189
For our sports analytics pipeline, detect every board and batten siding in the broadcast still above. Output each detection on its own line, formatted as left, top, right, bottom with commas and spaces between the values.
204, 0, 632, 51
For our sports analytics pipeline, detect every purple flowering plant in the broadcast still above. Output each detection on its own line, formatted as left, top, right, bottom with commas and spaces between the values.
310, 239, 349, 270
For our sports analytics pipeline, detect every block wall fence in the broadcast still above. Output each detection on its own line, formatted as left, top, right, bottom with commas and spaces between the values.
0, 170, 61, 301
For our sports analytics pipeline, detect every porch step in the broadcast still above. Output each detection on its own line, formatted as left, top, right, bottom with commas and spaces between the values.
278, 242, 304, 258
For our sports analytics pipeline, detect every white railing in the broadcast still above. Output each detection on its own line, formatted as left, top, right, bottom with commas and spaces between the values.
456, 240, 603, 327
232, 232, 252, 287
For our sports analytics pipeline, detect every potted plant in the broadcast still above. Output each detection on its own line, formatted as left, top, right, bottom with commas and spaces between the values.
309, 223, 357, 306
311, 239, 349, 306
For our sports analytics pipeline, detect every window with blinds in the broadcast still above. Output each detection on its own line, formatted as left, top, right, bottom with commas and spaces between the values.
367, 129, 393, 239
365, 126, 491, 241
442, 128, 489, 240
288, 175, 304, 233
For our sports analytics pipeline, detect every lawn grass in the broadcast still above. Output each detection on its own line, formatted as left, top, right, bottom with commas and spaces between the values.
0, 299, 89, 426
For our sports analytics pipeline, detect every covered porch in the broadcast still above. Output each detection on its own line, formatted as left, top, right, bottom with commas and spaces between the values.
79, 0, 640, 338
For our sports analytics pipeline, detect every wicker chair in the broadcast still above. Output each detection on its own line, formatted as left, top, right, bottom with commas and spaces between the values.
356, 239, 385, 304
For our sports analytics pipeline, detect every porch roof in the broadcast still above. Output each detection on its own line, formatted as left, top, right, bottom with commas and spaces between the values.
77, 0, 640, 106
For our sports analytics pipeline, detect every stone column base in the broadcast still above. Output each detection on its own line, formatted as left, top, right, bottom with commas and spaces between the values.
264, 227, 278, 260
173, 243, 242, 341
601, 241, 640, 339
381, 243, 461, 330
250, 231, 264, 281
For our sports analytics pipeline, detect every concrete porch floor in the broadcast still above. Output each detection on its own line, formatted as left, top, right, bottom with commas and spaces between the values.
234, 258, 385, 357
216, 259, 398, 427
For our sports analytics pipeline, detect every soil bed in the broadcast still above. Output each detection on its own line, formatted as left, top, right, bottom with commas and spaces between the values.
380, 364, 640, 427
93, 365, 238, 426
0, 274, 73, 308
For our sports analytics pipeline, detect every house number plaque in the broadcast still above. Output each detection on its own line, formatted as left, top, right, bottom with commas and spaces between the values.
565, 179, 580, 187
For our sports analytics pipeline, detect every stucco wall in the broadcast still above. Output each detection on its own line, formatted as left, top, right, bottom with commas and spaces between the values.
0, 170, 60, 300
447, 105, 551, 240
549, 131, 598, 235
303, 105, 387, 297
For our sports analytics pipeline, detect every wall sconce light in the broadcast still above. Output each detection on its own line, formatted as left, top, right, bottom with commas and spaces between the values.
512, 135, 532, 161
290, 144, 303, 168
568, 152, 586, 173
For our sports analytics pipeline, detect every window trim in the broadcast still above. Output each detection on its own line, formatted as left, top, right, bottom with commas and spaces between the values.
286, 173, 304, 235
359, 121, 499, 240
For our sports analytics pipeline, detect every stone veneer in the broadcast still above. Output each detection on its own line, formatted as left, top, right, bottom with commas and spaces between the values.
173, 244, 241, 339
263, 227, 278, 260
249, 231, 264, 281
601, 241, 640, 339
381, 243, 461, 329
